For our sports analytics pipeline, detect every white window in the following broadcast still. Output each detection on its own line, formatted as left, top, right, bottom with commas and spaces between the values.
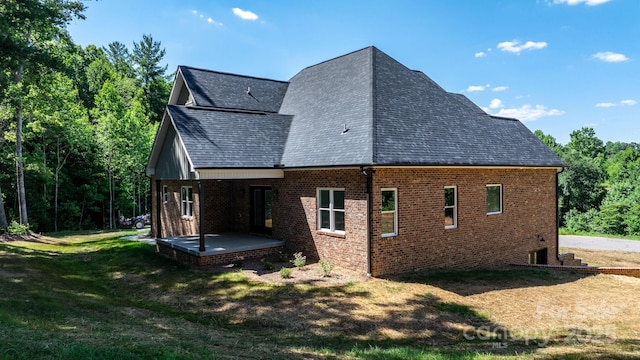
181, 186, 193, 217
318, 188, 345, 233
444, 186, 457, 229
162, 185, 168, 204
486, 184, 502, 215
381, 188, 397, 237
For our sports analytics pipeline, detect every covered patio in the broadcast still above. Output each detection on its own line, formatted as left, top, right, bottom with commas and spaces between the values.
156, 233, 285, 266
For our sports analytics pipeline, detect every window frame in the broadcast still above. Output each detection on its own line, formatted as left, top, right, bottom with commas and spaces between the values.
162, 185, 168, 204
486, 184, 503, 215
181, 186, 193, 218
317, 188, 345, 234
381, 188, 398, 237
444, 186, 457, 229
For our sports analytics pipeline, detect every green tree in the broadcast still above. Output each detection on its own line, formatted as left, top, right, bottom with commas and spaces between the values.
131, 34, 170, 123
0, 0, 85, 226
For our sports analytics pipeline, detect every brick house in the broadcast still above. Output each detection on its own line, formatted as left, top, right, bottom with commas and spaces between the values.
146, 46, 565, 276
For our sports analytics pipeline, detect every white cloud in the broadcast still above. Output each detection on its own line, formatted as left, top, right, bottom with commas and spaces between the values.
467, 85, 486, 92
593, 51, 629, 63
596, 102, 616, 108
492, 104, 565, 122
492, 86, 509, 92
192, 10, 198, 14
489, 99, 503, 109
498, 40, 548, 54
232, 7, 258, 20
621, 99, 637, 106
475, 52, 486, 58
207, 17, 223, 26
552, 0, 612, 6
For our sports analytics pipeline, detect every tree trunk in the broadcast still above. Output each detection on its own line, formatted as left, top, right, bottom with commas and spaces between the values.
0, 182, 8, 231
15, 63, 28, 226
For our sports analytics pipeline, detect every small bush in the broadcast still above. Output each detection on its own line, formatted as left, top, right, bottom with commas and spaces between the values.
291, 252, 306, 268
318, 259, 335, 277
279, 267, 292, 278
262, 261, 274, 270
8, 221, 29, 235
276, 251, 289, 263
231, 257, 244, 268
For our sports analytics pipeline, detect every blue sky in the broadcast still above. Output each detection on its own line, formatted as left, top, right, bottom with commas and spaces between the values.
67, 0, 639, 145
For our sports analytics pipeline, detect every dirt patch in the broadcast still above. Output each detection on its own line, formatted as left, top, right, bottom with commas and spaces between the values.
207, 258, 371, 286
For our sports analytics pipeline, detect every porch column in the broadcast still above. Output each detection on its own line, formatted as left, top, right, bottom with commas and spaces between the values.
198, 180, 206, 252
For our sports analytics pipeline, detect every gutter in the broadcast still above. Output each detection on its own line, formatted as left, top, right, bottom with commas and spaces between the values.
555, 167, 565, 263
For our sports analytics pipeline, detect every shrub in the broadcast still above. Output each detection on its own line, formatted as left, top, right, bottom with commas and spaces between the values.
564, 208, 600, 233
318, 259, 335, 277
8, 221, 29, 235
291, 252, 306, 268
262, 261, 274, 271
231, 257, 244, 268
279, 267, 292, 278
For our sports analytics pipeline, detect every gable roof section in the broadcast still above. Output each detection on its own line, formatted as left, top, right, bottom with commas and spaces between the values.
166, 105, 292, 169
179, 66, 289, 113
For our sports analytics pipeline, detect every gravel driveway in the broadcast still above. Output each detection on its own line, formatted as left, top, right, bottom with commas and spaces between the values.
559, 235, 640, 252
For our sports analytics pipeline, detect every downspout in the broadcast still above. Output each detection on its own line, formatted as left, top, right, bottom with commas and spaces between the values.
364, 167, 375, 276
555, 167, 564, 263
198, 179, 206, 252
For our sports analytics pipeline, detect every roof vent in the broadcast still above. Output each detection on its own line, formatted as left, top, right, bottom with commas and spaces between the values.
341, 124, 350, 134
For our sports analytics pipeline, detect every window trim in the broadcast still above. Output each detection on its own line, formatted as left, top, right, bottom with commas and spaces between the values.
181, 186, 193, 218
444, 186, 457, 229
317, 188, 345, 234
381, 188, 398, 238
162, 185, 168, 204
486, 184, 503, 215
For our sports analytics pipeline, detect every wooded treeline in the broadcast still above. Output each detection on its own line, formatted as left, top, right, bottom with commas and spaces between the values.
1, 1, 638, 236
536, 128, 640, 236
1, 1, 169, 232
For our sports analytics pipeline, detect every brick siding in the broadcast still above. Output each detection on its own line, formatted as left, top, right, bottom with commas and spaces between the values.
152, 167, 559, 276
370, 168, 560, 276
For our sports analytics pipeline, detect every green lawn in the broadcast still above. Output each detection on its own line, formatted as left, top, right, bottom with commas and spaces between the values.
0, 231, 638, 359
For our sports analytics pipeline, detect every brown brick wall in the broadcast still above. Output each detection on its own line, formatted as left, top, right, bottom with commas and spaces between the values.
276, 169, 369, 274
152, 167, 559, 276
370, 167, 560, 276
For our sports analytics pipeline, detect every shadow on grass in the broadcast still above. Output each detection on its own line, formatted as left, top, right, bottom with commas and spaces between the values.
0, 235, 636, 359
390, 268, 596, 296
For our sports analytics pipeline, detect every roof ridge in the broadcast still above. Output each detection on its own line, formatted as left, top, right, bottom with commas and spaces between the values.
370, 46, 378, 164
292, 46, 377, 77
178, 65, 288, 84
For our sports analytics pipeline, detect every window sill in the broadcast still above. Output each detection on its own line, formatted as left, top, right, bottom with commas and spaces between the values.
181, 216, 194, 220
445, 225, 457, 230
381, 233, 397, 238
487, 212, 503, 216
317, 230, 346, 239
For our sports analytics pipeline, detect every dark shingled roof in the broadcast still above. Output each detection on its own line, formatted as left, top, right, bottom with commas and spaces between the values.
167, 105, 292, 168
179, 66, 289, 113
158, 46, 564, 170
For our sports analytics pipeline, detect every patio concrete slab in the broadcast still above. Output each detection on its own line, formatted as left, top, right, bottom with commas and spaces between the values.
156, 233, 284, 257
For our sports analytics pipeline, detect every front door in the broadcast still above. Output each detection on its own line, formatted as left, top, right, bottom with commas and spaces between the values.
250, 186, 273, 235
